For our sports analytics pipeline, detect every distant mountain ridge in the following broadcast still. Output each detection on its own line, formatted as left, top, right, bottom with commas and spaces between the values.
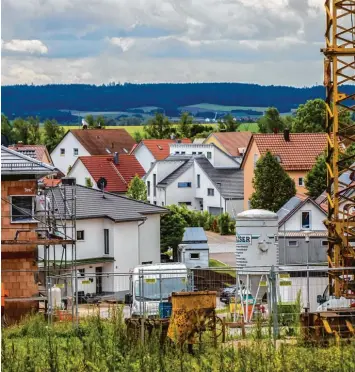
1, 82, 337, 123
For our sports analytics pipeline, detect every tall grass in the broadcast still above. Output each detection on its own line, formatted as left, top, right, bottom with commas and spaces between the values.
2, 308, 355, 371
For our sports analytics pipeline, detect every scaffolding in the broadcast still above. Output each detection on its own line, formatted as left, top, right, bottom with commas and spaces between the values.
1, 178, 79, 324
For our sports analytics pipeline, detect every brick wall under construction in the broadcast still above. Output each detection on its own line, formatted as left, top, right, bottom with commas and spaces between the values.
1, 180, 39, 320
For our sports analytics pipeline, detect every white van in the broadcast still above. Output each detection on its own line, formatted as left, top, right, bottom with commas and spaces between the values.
125, 263, 189, 317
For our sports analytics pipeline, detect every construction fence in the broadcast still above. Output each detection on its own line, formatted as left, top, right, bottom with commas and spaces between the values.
4, 265, 354, 341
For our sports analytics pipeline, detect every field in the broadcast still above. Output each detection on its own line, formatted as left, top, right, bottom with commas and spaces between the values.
179, 103, 268, 113
3, 312, 355, 371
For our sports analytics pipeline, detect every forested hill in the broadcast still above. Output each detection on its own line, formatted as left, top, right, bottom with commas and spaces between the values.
1, 83, 329, 120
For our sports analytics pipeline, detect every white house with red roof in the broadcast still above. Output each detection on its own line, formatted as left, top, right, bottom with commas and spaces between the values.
67, 153, 145, 194
130, 139, 191, 172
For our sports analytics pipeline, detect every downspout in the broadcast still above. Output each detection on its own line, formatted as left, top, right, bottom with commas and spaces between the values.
138, 218, 147, 265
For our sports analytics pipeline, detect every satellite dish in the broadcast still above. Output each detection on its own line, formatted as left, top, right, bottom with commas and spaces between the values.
97, 177, 107, 191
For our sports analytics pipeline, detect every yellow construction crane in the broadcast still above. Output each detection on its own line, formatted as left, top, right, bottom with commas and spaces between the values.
323, 0, 355, 299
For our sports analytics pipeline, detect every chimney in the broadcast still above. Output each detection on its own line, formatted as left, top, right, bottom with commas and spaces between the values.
114, 152, 119, 165
176, 139, 181, 144
17, 141, 24, 147
284, 128, 290, 142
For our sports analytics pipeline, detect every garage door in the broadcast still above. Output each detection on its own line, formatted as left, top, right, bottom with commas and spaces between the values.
208, 207, 223, 215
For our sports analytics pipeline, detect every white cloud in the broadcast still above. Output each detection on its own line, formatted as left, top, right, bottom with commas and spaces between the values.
109, 37, 135, 52
2, 39, 48, 54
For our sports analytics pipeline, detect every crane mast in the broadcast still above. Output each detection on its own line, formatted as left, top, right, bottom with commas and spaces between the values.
324, 0, 355, 298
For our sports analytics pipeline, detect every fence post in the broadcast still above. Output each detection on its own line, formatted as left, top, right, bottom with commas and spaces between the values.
269, 265, 279, 342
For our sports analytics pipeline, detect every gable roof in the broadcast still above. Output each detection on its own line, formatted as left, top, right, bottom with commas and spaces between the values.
65, 129, 136, 155
157, 155, 195, 187
242, 133, 327, 171
52, 185, 167, 222
207, 132, 252, 156
134, 139, 191, 160
195, 157, 243, 199
1, 145, 56, 177
9, 144, 52, 164
75, 154, 145, 193
277, 195, 326, 227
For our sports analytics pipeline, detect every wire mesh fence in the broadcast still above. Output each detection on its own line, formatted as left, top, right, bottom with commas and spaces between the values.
2, 265, 355, 342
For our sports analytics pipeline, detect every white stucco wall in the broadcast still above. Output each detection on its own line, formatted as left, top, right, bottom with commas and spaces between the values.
134, 144, 156, 172
68, 160, 98, 189
282, 202, 327, 231
51, 132, 90, 174
139, 214, 161, 264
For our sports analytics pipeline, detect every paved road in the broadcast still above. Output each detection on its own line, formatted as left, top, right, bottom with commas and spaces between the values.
210, 252, 236, 266
206, 231, 235, 254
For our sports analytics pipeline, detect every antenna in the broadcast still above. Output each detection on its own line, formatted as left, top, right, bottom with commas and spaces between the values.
97, 177, 108, 198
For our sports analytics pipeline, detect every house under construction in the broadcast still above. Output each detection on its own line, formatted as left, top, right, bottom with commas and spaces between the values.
1, 145, 77, 321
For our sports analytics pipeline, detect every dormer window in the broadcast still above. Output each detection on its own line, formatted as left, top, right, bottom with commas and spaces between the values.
157, 145, 163, 150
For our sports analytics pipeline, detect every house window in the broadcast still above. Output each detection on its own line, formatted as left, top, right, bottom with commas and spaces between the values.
78, 269, 85, 277
207, 152, 212, 159
181, 151, 186, 155
298, 177, 304, 187
198, 152, 202, 155
162, 202, 164, 206
178, 202, 192, 206
192, 152, 196, 155
197, 174, 200, 188
288, 240, 298, 247
73, 148, 79, 156
104, 229, 109, 255
178, 182, 192, 188
322, 240, 328, 246
175, 151, 180, 154
253, 154, 259, 167
153, 174, 157, 197
11, 196, 35, 223
77, 230, 85, 241
207, 188, 214, 196
60, 148, 65, 156
154, 201, 157, 205
190, 253, 200, 260
301, 211, 311, 229
147, 181, 150, 196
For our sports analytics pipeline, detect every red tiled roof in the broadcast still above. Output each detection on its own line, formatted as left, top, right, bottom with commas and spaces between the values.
70, 129, 136, 155
42, 179, 62, 187
79, 154, 145, 193
211, 132, 252, 156
9, 144, 51, 164
253, 133, 327, 171
139, 139, 191, 160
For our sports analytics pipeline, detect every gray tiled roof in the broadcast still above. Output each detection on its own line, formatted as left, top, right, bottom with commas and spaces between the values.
52, 185, 167, 222
195, 157, 243, 199
182, 227, 207, 243
277, 196, 303, 222
158, 156, 195, 187
1, 145, 56, 177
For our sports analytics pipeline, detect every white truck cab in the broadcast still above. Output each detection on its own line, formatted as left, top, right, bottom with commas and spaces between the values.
125, 263, 189, 317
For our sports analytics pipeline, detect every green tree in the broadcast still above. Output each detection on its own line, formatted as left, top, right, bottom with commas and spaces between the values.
95, 115, 106, 128
258, 107, 285, 133
1, 114, 14, 143
218, 114, 239, 132
126, 175, 147, 201
144, 113, 172, 139
250, 151, 296, 212
43, 119, 65, 152
27, 116, 41, 144
85, 114, 95, 129
12, 118, 31, 144
85, 177, 93, 188
160, 207, 186, 258
133, 131, 143, 143
178, 112, 193, 138
305, 154, 326, 198
292, 99, 325, 133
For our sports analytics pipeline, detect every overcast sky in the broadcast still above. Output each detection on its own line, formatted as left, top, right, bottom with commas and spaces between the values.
1, 0, 325, 86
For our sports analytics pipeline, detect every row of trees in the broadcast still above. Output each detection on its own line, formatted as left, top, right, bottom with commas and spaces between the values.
258, 99, 354, 134
1, 114, 65, 152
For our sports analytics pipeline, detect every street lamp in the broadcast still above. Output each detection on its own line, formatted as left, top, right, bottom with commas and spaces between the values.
305, 231, 310, 311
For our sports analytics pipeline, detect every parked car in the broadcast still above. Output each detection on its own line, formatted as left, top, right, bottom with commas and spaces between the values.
220, 287, 237, 304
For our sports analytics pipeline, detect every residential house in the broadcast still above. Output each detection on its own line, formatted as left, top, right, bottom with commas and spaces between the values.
68, 153, 145, 193
38, 185, 167, 297
144, 144, 244, 215
204, 131, 252, 160
1, 145, 56, 319
277, 194, 327, 265
178, 227, 209, 268
9, 144, 53, 165
51, 129, 136, 175
241, 131, 327, 209
130, 139, 191, 172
